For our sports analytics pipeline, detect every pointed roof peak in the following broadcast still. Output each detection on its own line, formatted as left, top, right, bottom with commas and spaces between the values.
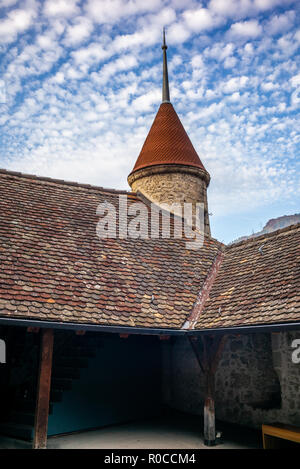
128, 34, 209, 177
129, 103, 208, 174
162, 28, 170, 103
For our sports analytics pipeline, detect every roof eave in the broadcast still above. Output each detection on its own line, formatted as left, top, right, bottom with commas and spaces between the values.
1, 316, 300, 336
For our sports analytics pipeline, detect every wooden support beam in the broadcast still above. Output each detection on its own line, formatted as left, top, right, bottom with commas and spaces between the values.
188, 334, 227, 446
33, 328, 54, 449
159, 335, 170, 341
119, 333, 129, 339
204, 394, 215, 445
188, 336, 204, 374
27, 326, 40, 333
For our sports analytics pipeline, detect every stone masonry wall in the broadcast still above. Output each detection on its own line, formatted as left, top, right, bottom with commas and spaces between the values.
162, 331, 300, 428
129, 167, 210, 236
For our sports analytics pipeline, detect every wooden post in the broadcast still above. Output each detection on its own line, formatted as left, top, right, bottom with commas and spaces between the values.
188, 335, 227, 446
33, 328, 54, 449
203, 367, 215, 446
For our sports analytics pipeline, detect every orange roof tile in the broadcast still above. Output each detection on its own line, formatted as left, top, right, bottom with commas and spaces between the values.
195, 223, 300, 329
131, 102, 208, 173
0, 169, 221, 329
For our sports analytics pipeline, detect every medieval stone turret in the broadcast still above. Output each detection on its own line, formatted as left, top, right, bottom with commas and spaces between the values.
128, 30, 211, 236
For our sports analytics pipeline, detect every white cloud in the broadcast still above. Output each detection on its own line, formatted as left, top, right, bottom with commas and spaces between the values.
261, 81, 278, 91
64, 16, 94, 46
208, 42, 235, 60
85, 0, 161, 24
72, 42, 110, 68
36, 34, 56, 49
228, 91, 240, 101
229, 19, 262, 38
140, 7, 176, 29
277, 34, 299, 56
187, 102, 224, 122
65, 66, 85, 80
222, 76, 249, 93
0, 7, 36, 43
4, 41, 63, 83
253, 0, 294, 12
209, 0, 296, 18
224, 56, 237, 68
183, 7, 221, 32
209, 0, 247, 17
44, 0, 80, 18
208, 0, 258, 19
291, 88, 300, 108
112, 28, 159, 52
290, 74, 300, 87
93, 55, 138, 85
265, 11, 295, 36
167, 22, 191, 44
0, 0, 19, 6
131, 88, 161, 112
244, 42, 254, 54
51, 72, 65, 84
191, 55, 204, 68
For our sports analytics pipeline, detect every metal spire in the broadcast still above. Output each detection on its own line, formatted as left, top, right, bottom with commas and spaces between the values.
162, 28, 170, 103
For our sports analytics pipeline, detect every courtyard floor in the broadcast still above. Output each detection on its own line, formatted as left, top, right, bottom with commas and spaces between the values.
0, 412, 262, 449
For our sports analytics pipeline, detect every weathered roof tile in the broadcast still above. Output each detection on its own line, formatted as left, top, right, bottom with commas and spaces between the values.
129, 103, 208, 173
195, 224, 300, 329
0, 170, 220, 329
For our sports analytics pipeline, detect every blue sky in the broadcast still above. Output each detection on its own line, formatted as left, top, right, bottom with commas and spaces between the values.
0, 0, 299, 243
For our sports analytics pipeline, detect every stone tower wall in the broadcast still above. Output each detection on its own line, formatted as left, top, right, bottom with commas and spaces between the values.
128, 164, 211, 236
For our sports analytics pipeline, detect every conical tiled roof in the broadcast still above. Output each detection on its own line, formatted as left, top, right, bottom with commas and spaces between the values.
130, 102, 207, 173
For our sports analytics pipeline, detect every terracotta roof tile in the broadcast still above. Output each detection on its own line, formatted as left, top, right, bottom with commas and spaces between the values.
195, 223, 300, 329
0, 169, 221, 329
1, 169, 299, 331
130, 103, 207, 173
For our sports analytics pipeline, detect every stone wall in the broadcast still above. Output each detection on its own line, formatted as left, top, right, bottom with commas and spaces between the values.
161, 331, 300, 428
128, 164, 211, 236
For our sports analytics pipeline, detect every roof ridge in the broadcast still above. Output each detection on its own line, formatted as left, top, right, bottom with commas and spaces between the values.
0, 168, 136, 197
182, 247, 225, 330
227, 222, 300, 249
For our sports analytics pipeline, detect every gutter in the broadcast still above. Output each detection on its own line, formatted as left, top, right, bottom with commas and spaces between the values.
190, 321, 300, 335
0, 317, 184, 336
0, 316, 300, 336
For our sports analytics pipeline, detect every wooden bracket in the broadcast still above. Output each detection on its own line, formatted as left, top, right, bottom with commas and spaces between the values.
159, 335, 170, 341
27, 327, 40, 333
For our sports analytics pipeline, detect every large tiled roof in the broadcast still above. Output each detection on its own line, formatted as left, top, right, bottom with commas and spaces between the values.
130, 103, 208, 174
195, 224, 300, 329
0, 169, 299, 332
0, 169, 221, 329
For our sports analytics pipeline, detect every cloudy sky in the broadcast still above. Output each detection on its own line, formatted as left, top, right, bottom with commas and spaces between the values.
0, 0, 299, 243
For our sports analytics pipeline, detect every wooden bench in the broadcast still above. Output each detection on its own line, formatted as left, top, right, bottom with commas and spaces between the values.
262, 424, 300, 449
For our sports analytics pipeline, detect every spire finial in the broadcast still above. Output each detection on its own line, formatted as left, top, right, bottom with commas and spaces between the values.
162, 28, 170, 103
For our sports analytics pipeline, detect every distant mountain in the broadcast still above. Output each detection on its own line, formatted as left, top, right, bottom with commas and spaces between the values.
231, 213, 300, 244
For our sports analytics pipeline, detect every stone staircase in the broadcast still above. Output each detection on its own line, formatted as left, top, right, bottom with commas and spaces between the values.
0, 330, 100, 441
